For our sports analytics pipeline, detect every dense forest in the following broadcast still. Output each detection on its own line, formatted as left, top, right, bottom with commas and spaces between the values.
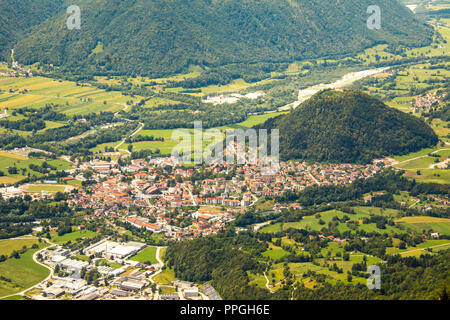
0, 0, 64, 59
8, 0, 432, 77
257, 90, 439, 163
165, 231, 272, 300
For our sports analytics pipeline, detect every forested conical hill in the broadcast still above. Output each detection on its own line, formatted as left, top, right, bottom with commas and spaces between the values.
7, 0, 433, 77
257, 90, 439, 164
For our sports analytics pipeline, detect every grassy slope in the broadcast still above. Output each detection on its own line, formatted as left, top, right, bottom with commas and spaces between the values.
0, 242, 49, 297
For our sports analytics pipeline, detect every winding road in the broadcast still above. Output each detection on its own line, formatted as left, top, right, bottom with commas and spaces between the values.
264, 272, 274, 293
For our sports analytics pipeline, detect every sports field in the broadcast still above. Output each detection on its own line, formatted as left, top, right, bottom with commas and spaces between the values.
26, 185, 67, 193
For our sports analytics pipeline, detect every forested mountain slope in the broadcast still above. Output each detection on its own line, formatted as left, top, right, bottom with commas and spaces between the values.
7, 0, 433, 77
0, 0, 64, 58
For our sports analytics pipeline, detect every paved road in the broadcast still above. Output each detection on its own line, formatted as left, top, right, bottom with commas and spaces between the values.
307, 171, 321, 185
114, 122, 145, 153
183, 185, 197, 206
393, 148, 450, 166
399, 242, 450, 256
148, 246, 167, 300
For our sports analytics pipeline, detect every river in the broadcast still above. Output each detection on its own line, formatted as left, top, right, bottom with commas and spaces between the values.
280, 67, 390, 110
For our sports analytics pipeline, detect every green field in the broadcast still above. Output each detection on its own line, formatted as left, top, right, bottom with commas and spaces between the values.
394, 149, 450, 170
0, 243, 49, 297
159, 285, 177, 294
0, 237, 39, 256
166, 78, 252, 96
154, 267, 176, 285
247, 270, 268, 289
261, 247, 290, 260
290, 262, 367, 286
94, 65, 203, 88
51, 230, 98, 244
0, 152, 71, 185
391, 146, 450, 184
0, 295, 25, 300
217, 112, 287, 130
0, 76, 139, 116
393, 147, 441, 162
386, 239, 450, 257
260, 207, 403, 234
96, 259, 123, 269
396, 216, 450, 236
403, 168, 450, 184
130, 246, 158, 264
27, 185, 67, 193
253, 239, 384, 291
112, 111, 286, 156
